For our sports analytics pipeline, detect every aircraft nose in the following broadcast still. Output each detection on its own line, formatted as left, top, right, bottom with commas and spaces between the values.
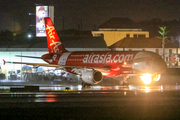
132, 51, 167, 74
153, 54, 167, 74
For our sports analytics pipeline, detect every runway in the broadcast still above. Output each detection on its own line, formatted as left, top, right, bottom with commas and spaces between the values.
1, 90, 180, 119
0, 79, 179, 92
0, 79, 180, 119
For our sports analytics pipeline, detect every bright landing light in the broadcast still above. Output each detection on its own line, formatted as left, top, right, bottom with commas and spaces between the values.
140, 74, 152, 84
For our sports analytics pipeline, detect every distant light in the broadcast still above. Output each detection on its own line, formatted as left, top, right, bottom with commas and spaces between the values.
13, 33, 16, 36
29, 13, 36, 15
30, 25, 36, 26
28, 34, 32, 38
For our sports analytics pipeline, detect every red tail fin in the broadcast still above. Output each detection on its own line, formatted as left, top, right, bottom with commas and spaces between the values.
44, 17, 67, 53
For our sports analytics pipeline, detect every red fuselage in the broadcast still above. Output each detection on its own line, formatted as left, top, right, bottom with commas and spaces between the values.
43, 17, 167, 80
42, 50, 167, 77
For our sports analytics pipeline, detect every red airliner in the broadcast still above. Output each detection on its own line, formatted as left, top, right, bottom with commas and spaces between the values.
4, 17, 167, 86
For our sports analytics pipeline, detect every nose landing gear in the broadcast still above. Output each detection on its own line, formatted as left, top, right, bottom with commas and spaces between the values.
120, 76, 129, 85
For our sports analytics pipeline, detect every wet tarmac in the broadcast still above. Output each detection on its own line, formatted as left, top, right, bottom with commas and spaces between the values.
0, 79, 179, 92
0, 79, 180, 119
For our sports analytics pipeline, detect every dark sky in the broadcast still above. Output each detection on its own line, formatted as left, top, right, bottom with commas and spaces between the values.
1, 0, 180, 33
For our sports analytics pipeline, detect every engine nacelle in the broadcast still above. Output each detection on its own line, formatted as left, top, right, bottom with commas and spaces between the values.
81, 70, 103, 84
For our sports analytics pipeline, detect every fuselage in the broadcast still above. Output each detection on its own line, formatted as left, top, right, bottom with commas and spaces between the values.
42, 51, 167, 77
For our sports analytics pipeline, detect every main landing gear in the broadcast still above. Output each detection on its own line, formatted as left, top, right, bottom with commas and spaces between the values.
81, 81, 91, 88
79, 75, 91, 88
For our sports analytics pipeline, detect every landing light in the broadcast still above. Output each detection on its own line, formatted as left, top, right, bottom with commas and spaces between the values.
140, 74, 152, 84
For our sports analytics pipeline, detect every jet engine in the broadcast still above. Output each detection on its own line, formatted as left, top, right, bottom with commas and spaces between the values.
81, 70, 103, 84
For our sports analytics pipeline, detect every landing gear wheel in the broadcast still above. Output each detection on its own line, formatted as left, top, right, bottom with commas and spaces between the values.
82, 81, 86, 88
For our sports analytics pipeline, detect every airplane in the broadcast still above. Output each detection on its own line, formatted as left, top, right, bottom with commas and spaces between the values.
3, 17, 167, 86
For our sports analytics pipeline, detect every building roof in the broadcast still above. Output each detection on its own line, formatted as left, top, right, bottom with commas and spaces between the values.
109, 37, 179, 48
98, 17, 141, 29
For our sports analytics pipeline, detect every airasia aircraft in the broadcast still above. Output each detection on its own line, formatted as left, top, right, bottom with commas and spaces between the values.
4, 17, 167, 86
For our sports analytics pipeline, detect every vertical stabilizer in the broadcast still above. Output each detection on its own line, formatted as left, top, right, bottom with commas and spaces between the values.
44, 17, 67, 53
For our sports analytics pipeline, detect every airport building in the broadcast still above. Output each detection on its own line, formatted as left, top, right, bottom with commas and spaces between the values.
92, 17, 149, 46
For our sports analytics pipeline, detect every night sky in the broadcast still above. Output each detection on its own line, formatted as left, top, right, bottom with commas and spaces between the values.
1, 0, 180, 33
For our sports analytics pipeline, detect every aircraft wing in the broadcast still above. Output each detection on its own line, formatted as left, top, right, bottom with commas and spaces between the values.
3, 60, 110, 72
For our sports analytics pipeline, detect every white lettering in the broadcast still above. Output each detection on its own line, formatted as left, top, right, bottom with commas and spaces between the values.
124, 54, 134, 62
106, 54, 112, 63
82, 53, 134, 64
83, 54, 89, 63
91, 54, 96, 63
94, 55, 99, 63
118, 54, 124, 63
103, 53, 109, 63
113, 54, 119, 63
99, 54, 104, 63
